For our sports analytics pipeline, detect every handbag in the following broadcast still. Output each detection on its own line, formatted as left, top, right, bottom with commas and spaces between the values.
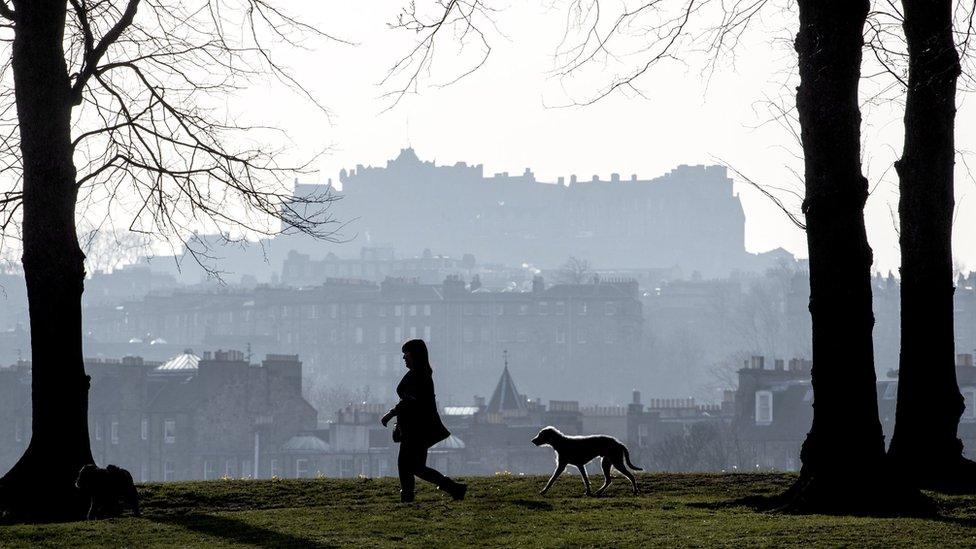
392, 422, 402, 443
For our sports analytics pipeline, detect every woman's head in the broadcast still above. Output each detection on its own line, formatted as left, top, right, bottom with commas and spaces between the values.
401, 339, 430, 371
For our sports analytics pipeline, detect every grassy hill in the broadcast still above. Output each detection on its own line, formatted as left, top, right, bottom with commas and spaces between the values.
3, 473, 976, 547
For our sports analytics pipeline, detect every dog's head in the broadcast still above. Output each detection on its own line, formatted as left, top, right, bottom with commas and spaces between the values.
532, 426, 559, 447
76, 464, 100, 491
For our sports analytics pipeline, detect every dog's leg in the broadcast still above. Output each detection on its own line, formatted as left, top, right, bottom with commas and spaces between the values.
540, 460, 566, 495
595, 458, 613, 496
613, 458, 639, 494
577, 464, 592, 496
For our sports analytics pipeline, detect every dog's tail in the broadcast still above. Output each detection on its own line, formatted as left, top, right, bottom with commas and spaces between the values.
623, 446, 643, 471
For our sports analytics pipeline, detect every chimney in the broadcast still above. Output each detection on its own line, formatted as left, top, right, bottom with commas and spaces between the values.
632, 389, 641, 405
532, 276, 545, 293
474, 395, 486, 408
750, 355, 765, 370
557, 176, 565, 186
610, 173, 620, 182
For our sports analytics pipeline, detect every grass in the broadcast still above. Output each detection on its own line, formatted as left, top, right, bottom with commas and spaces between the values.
3, 473, 976, 547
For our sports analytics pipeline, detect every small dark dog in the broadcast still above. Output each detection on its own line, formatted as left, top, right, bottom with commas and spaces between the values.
532, 426, 642, 496
76, 464, 140, 519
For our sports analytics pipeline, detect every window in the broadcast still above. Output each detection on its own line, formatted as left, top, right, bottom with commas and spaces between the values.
409, 305, 418, 317
355, 304, 364, 318
163, 460, 175, 481
329, 329, 338, 343
164, 419, 176, 444
296, 458, 309, 479
141, 418, 148, 440
379, 354, 388, 373
409, 326, 417, 339
463, 327, 474, 343
555, 301, 566, 315
378, 306, 387, 317
379, 327, 387, 344
355, 327, 364, 344
480, 327, 490, 343
330, 304, 338, 319
271, 459, 280, 478
638, 424, 649, 447
95, 420, 102, 441
556, 326, 566, 344
578, 302, 588, 315
538, 301, 549, 315
605, 302, 617, 316
111, 420, 119, 445
424, 326, 431, 340
755, 391, 773, 425
424, 304, 432, 316
394, 327, 402, 342
603, 331, 614, 344
518, 304, 529, 316
517, 329, 528, 343
963, 387, 976, 420
394, 305, 403, 317
463, 303, 474, 316
576, 328, 587, 344
463, 353, 475, 370
204, 460, 216, 480
495, 303, 504, 316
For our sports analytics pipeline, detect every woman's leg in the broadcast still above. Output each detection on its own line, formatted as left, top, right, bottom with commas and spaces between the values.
408, 445, 448, 486
397, 444, 418, 501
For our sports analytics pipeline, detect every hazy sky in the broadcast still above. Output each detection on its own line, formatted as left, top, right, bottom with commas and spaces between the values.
239, 2, 976, 275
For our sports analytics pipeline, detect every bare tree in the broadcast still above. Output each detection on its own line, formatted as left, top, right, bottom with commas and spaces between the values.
555, 256, 593, 285
887, 0, 976, 493
0, 0, 343, 522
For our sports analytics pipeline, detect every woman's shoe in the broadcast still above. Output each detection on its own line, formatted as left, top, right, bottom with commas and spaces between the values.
447, 481, 467, 501
400, 490, 415, 503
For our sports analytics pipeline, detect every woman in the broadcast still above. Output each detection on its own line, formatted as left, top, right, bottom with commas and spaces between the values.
381, 339, 466, 503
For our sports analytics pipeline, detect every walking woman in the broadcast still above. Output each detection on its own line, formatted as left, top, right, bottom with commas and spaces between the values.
381, 339, 467, 503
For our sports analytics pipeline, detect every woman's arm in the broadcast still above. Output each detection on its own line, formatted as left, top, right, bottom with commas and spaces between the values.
382, 371, 419, 425
381, 408, 396, 426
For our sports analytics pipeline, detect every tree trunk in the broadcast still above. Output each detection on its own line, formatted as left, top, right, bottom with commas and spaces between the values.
887, 0, 971, 492
776, 0, 928, 514
0, 0, 94, 523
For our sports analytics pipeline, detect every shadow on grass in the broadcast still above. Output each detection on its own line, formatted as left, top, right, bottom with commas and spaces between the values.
153, 513, 337, 548
510, 499, 554, 511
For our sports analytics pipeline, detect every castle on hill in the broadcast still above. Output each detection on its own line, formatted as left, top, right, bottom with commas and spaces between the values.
296, 148, 758, 277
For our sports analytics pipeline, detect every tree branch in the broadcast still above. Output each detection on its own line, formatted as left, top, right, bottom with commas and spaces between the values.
70, 0, 141, 105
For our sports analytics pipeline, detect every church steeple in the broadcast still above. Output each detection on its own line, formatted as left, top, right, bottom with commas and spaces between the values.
487, 350, 528, 415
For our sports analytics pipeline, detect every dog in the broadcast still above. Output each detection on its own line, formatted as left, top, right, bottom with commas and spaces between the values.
76, 464, 140, 519
532, 426, 642, 496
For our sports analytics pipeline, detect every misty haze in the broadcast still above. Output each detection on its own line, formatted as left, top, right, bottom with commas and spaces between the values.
2, 145, 974, 481
2, 0, 976, 544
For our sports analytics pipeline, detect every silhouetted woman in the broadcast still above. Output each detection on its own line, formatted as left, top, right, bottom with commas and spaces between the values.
381, 339, 466, 503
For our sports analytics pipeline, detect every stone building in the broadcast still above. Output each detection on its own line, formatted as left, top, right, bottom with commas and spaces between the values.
731, 353, 976, 471
2, 351, 317, 482
83, 276, 645, 404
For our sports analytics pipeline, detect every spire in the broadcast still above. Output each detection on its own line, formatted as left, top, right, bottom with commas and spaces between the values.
487, 350, 527, 414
